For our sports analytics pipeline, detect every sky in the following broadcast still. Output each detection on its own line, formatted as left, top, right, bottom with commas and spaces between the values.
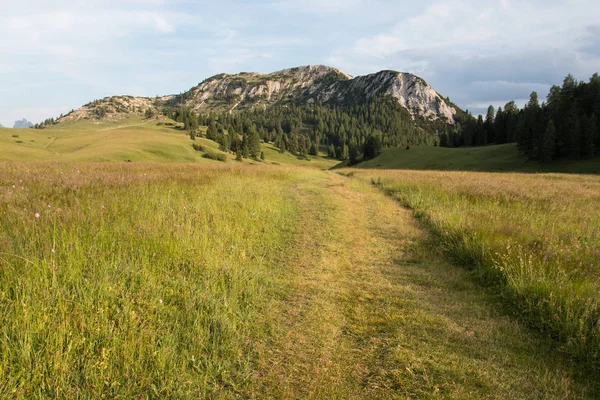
1, 0, 600, 126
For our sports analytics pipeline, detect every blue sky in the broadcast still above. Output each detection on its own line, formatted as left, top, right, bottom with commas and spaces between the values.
1, 0, 600, 126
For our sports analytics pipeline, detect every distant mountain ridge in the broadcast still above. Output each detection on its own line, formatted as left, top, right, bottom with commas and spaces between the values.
13, 119, 33, 128
58, 65, 461, 124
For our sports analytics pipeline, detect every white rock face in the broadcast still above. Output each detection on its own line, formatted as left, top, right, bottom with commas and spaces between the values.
187, 66, 456, 122
185, 65, 352, 112
62, 65, 458, 124
321, 71, 456, 122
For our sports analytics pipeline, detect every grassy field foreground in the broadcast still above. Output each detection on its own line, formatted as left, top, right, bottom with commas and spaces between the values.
351, 169, 600, 365
0, 163, 304, 397
0, 163, 598, 398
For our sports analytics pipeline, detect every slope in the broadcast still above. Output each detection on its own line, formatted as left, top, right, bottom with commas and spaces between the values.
354, 143, 600, 174
0, 115, 337, 167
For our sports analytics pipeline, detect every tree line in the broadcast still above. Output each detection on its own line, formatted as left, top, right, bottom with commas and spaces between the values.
440, 73, 600, 163
166, 96, 460, 165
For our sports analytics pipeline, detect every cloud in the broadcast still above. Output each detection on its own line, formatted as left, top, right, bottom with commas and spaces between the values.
270, 0, 366, 13
3, 0, 600, 123
327, 0, 600, 115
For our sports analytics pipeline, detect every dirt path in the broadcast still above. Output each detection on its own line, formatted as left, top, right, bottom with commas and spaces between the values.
248, 172, 594, 399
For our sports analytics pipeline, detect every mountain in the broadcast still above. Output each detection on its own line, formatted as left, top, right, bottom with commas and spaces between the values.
176, 65, 458, 122
58, 65, 462, 124
13, 119, 33, 128
0, 123, 3, 128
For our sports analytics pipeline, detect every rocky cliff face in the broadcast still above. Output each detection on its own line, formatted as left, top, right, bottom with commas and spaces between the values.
59, 65, 459, 124
179, 65, 456, 122
179, 65, 352, 112
319, 70, 456, 122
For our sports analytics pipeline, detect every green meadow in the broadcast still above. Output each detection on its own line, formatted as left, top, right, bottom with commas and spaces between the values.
0, 116, 336, 168
354, 144, 600, 173
0, 119, 599, 398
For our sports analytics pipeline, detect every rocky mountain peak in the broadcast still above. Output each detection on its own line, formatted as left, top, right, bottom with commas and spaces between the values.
57, 65, 461, 125
13, 118, 33, 129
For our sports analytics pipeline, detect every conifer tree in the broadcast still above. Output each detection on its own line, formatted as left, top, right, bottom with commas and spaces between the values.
540, 121, 556, 163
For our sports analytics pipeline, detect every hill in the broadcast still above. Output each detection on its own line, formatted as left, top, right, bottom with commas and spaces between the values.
353, 143, 600, 173
0, 116, 336, 168
175, 65, 458, 122
57, 65, 462, 126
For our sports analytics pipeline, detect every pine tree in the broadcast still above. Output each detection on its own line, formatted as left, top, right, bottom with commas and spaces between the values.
363, 135, 382, 160
484, 105, 495, 143
340, 144, 349, 161
206, 123, 218, 140
540, 121, 556, 163
569, 117, 582, 159
328, 144, 336, 158
248, 129, 261, 159
583, 114, 596, 157
475, 115, 485, 146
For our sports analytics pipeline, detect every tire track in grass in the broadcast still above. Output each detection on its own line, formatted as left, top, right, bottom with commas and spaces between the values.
249, 172, 595, 399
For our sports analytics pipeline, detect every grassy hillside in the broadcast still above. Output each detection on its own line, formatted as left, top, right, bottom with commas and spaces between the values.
355, 144, 600, 173
0, 115, 337, 168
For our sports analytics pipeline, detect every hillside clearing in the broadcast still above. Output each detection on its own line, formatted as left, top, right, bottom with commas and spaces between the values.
354, 144, 600, 174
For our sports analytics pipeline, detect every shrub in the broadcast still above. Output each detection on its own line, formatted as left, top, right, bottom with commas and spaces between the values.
202, 152, 227, 162
192, 144, 205, 152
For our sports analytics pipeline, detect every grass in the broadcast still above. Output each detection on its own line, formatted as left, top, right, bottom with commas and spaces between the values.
1, 161, 598, 397
349, 168, 600, 367
251, 174, 596, 398
0, 115, 337, 169
0, 163, 302, 397
354, 144, 600, 173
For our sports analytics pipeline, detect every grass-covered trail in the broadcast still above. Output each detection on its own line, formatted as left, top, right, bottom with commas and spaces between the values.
0, 165, 595, 398
250, 172, 595, 399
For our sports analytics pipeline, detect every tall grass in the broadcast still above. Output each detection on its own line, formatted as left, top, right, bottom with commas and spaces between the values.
361, 170, 600, 366
0, 163, 299, 397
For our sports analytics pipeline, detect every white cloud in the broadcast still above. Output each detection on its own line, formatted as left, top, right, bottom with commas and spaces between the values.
352, 0, 600, 59
271, 0, 366, 13
327, 0, 600, 114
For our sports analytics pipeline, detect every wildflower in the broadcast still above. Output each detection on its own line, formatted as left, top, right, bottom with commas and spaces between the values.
159, 299, 163, 304
77, 170, 80, 173
12, 185, 15, 189
34, 213, 40, 218
51, 248, 55, 253
48, 205, 51, 208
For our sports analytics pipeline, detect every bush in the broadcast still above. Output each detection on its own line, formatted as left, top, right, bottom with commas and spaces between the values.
192, 144, 205, 152
202, 152, 227, 162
